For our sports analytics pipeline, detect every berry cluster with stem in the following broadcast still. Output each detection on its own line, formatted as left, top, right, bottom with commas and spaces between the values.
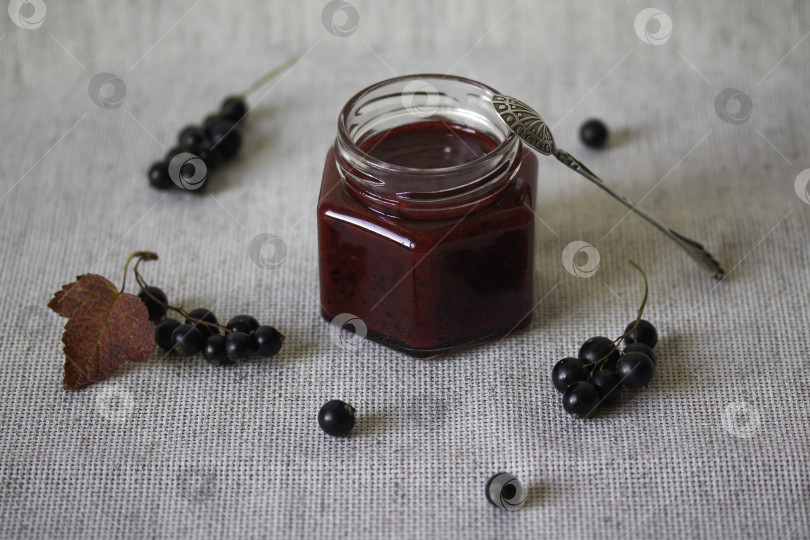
147, 57, 298, 192
125, 251, 284, 364
552, 260, 659, 419
124, 252, 227, 334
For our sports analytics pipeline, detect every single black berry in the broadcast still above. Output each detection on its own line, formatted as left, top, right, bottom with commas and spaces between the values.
221, 95, 248, 123
202, 113, 220, 128
590, 369, 622, 404
178, 125, 206, 151
205, 118, 242, 160
154, 319, 181, 351
186, 308, 218, 337
225, 331, 251, 362
138, 286, 168, 322
623, 319, 658, 349
253, 325, 283, 358
616, 351, 655, 388
203, 334, 232, 366
579, 119, 609, 149
165, 145, 190, 165
196, 143, 223, 170
562, 381, 600, 419
578, 336, 620, 367
551, 357, 588, 393
162, 149, 205, 192
148, 161, 173, 190
226, 315, 259, 334
179, 162, 198, 182
624, 342, 656, 364
171, 323, 204, 356
318, 399, 356, 437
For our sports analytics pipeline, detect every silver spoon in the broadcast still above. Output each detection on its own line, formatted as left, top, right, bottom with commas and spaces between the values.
491, 94, 725, 279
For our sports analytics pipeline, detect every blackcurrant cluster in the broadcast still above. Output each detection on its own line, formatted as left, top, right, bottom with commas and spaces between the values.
137, 285, 283, 365
147, 95, 248, 192
552, 319, 658, 419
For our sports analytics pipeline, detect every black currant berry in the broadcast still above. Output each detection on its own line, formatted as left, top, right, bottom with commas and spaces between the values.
165, 145, 189, 165
590, 369, 622, 404
186, 308, 218, 337
203, 334, 231, 366
318, 400, 356, 437
226, 315, 259, 334
220, 95, 248, 123
623, 319, 658, 349
579, 119, 609, 149
196, 144, 223, 170
154, 319, 181, 351
624, 342, 656, 364
148, 161, 173, 190
253, 325, 283, 358
225, 331, 252, 362
551, 357, 587, 393
171, 324, 204, 356
178, 125, 206, 151
180, 161, 196, 178
138, 286, 168, 322
616, 351, 655, 388
205, 118, 242, 160
562, 381, 600, 419
578, 337, 620, 367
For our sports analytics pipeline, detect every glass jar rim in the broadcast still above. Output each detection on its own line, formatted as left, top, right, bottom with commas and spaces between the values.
336, 73, 518, 174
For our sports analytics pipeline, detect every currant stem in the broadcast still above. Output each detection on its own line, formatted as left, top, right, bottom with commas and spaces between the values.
238, 56, 298, 99
627, 260, 648, 333
129, 252, 231, 334
587, 260, 649, 376
121, 251, 158, 293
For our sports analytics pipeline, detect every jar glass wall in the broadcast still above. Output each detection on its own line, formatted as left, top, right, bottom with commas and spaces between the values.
317, 74, 539, 357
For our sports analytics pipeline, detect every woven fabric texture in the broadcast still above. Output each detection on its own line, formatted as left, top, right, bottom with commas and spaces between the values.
0, 1, 809, 538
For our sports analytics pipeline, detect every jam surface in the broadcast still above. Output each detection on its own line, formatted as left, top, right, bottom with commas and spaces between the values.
318, 122, 538, 357
360, 121, 498, 169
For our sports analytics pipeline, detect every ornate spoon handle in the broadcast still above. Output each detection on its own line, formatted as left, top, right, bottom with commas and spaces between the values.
554, 148, 725, 279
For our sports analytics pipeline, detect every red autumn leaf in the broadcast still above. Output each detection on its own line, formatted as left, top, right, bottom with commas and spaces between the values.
48, 274, 155, 389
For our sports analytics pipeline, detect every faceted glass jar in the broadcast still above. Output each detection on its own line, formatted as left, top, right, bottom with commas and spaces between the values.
317, 74, 538, 357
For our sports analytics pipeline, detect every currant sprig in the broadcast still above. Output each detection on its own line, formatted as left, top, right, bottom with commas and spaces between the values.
125, 251, 285, 365
147, 57, 298, 192
551, 260, 659, 419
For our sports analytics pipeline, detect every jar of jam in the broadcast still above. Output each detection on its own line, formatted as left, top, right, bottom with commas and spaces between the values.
317, 74, 539, 357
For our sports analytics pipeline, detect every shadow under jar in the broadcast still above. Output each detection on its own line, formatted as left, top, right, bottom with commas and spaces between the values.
317, 74, 539, 358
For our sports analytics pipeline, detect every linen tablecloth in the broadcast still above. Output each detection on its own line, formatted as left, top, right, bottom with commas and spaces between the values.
1, 1, 808, 537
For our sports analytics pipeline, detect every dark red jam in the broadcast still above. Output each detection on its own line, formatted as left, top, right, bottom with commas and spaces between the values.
318, 96, 538, 357
362, 121, 498, 168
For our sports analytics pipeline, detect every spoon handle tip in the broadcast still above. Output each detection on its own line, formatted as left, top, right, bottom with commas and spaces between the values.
553, 148, 725, 279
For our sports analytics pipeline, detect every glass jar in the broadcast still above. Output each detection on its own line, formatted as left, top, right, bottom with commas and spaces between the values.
317, 74, 538, 357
